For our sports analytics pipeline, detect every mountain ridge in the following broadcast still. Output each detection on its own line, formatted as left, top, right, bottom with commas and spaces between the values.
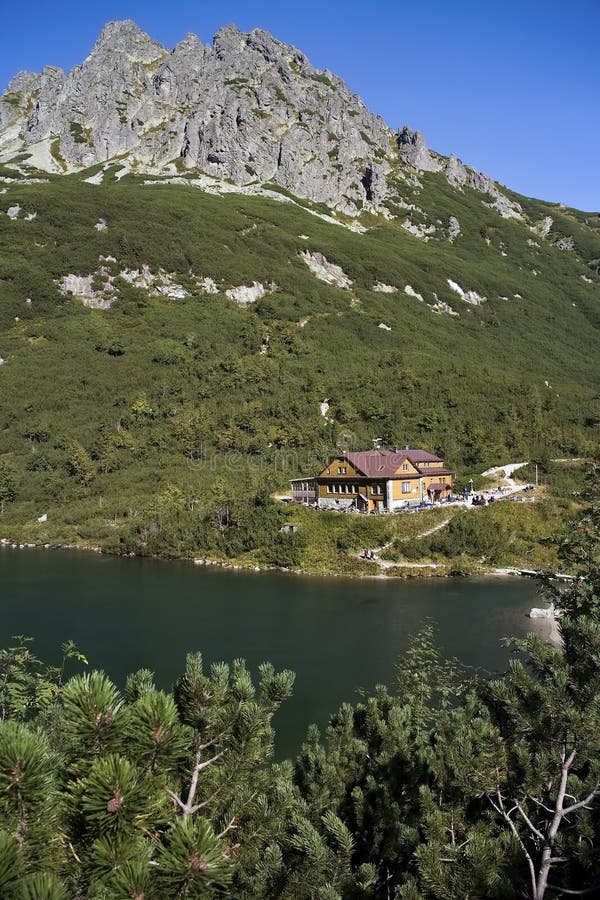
0, 19, 525, 218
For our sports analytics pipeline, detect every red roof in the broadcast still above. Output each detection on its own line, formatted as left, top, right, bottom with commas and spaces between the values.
427, 482, 451, 492
341, 449, 447, 478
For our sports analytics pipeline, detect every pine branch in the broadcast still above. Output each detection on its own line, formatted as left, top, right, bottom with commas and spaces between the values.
561, 785, 600, 817
217, 816, 238, 839
546, 884, 600, 896
514, 801, 545, 843
489, 790, 537, 899
169, 747, 227, 821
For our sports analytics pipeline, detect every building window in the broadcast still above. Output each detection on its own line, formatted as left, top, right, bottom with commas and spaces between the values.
402, 482, 411, 493
338, 466, 347, 474
402, 463, 409, 471
327, 484, 333, 493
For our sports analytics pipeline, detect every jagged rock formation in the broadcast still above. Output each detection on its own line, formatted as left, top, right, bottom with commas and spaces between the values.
0, 20, 392, 214
0, 19, 524, 217
396, 126, 441, 173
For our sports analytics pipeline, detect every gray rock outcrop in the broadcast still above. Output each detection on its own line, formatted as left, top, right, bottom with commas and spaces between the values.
470, 170, 523, 220
0, 20, 392, 214
0, 19, 528, 220
448, 215, 461, 241
396, 126, 441, 172
300, 251, 352, 288
554, 236, 575, 251
445, 155, 468, 188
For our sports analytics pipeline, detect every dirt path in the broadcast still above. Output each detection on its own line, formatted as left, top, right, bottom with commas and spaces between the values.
481, 461, 529, 491
377, 559, 444, 570
356, 518, 451, 567
417, 518, 450, 538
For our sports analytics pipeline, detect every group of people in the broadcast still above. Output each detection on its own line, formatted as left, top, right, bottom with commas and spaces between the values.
361, 549, 376, 560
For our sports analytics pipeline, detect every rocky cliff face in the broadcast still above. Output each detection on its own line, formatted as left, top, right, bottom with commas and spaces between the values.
0, 19, 521, 217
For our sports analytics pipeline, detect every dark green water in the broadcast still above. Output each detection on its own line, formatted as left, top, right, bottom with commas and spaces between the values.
1, 549, 547, 757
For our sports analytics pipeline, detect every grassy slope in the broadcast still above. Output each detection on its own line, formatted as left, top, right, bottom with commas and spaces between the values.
0, 165, 598, 567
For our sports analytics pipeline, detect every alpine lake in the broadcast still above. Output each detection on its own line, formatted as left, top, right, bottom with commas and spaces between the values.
1, 548, 551, 758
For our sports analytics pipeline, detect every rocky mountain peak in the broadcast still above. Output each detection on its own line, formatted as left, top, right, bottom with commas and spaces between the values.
397, 125, 441, 173
89, 19, 165, 60
0, 19, 523, 219
173, 33, 204, 53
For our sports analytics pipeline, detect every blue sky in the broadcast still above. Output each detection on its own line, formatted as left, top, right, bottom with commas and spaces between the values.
1, 0, 598, 210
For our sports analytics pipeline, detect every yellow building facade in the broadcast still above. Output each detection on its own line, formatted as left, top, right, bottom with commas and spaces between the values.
290, 448, 453, 511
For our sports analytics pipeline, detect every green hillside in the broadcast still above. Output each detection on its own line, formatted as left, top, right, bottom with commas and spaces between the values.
0, 162, 599, 561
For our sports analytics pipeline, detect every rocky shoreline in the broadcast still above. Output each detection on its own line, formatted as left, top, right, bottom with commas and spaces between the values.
1, 536, 544, 583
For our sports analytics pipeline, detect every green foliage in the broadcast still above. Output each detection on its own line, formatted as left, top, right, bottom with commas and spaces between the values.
310, 73, 333, 87
118, 690, 191, 775
0, 168, 597, 562
428, 510, 511, 562
0, 460, 17, 501
61, 670, 123, 757
18, 872, 69, 900
66, 440, 95, 485
69, 122, 91, 145
48, 140, 67, 172
0, 637, 84, 721
0, 830, 22, 897
79, 753, 166, 836
0, 642, 299, 898
156, 818, 232, 896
